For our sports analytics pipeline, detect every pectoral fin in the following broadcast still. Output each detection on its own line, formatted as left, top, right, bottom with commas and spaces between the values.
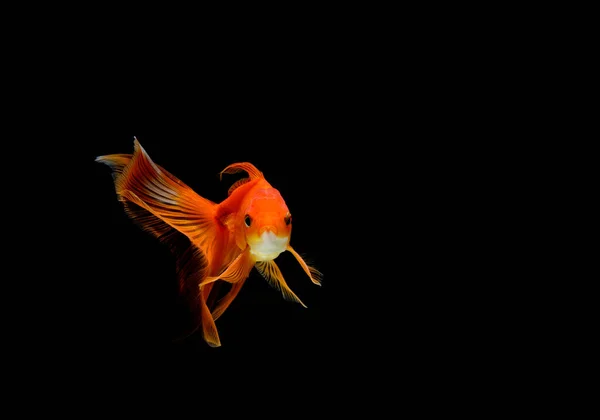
286, 245, 322, 286
200, 248, 254, 286
254, 260, 306, 308
210, 279, 247, 321
199, 292, 221, 347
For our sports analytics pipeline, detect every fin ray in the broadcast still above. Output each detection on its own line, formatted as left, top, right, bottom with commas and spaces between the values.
287, 245, 322, 286
97, 139, 223, 261
201, 248, 254, 286
211, 279, 247, 321
254, 260, 306, 307
219, 162, 264, 181
227, 177, 250, 195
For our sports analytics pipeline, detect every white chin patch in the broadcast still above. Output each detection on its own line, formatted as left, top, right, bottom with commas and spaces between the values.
249, 232, 289, 261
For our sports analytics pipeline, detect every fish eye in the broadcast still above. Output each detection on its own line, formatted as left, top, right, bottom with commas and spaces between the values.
244, 214, 252, 227
284, 212, 292, 226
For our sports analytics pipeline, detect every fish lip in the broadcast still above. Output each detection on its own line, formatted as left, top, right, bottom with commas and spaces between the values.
249, 249, 285, 261
248, 233, 289, 261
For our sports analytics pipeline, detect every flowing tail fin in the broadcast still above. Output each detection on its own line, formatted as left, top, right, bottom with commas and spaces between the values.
96, 138, 228, 347
95, 138, 230, 267
95, 153, 132, 181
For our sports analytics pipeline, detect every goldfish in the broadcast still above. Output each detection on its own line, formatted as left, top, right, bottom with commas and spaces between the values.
96, 138, 321, 347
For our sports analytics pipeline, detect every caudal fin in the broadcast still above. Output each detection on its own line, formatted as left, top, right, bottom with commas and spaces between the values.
97, 138, 228, 347
95, 153, 132, 181
96, 139, 224, 257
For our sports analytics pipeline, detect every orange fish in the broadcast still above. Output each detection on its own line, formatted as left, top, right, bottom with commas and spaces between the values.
96, 138, 321, 347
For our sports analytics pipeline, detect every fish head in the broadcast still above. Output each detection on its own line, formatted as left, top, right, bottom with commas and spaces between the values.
243, 188, 292, 261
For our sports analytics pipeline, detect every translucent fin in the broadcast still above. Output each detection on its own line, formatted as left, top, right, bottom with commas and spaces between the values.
199, 290, 221, 347
175, 239, 221, 346
254, 260, 306, 308
95, 153, 133, 182
286, 245, 322, 286
201, 248, 254, 286
211, 278, 247, 321
174, 241, 208, 312
97, 139, 226, 347
97, 139, 224, 263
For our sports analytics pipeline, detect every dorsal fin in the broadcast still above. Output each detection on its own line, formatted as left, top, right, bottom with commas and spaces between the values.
227, 177, 250, 196
219, 162, 263, 181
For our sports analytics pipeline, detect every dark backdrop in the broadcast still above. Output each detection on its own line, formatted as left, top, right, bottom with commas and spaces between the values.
4, 8, 499, 410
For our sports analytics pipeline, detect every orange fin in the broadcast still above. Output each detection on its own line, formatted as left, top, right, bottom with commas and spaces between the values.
286, 245, 322, 286
97, 139, 223, 260
175, 240, 222, 347
201, 248, 254, 286
210, 278, 247, 321
254, 260, 307, 308
199, 291, 221, 347
227, 177, 250, 196
174, 242, 208, 310
97, 140, 227, 347
219, 162, 264, 181
95, 153, 133, 182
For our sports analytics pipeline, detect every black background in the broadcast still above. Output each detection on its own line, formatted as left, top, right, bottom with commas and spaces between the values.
52, 74, 389, 384
9, 17, 487, 396
63, 105, 457, 385
24, 66, 465, 385
3, 7, 541, 411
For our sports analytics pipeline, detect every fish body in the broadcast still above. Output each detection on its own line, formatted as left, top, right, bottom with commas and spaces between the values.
96, 139, 321, 347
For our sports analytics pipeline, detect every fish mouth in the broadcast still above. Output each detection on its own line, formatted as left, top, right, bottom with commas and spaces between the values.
248, 231, 289, 261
